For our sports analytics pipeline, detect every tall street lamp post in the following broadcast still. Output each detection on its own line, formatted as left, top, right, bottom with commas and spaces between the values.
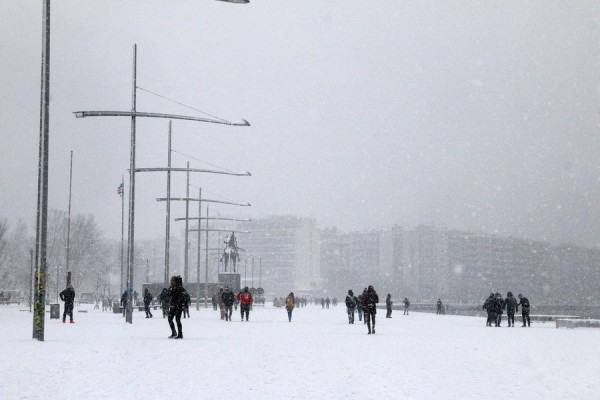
33, 0, 50, 341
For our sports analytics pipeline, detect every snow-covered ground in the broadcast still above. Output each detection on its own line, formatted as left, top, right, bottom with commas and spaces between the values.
1, 303, 599, 399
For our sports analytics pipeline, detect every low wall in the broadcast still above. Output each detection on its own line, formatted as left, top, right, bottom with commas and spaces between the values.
555, 319, 600, 329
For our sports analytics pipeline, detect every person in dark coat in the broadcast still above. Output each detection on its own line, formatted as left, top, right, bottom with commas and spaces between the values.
483, 293, 495, 327
504, 292, 518, 327
182, 290, 191, 319
362, 285, 379, 334
494, 293, 504, 327
120, 290, 128, 317
436, 299, 443, 315
403, 297, 410, 315
517, 294, 531, 327
356, 288, 367, 324
345, 290, 356, 324
211, 294, 218, 311
386, 294, 393, 318
167, 275, 187, 339
321, 298, 325, 309
59, 284, 76, 323
143, 288, 153, 318
222, 286, 235, 321
158, 288, 170, 318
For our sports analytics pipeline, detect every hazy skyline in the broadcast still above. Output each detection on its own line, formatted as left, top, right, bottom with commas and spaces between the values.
1, 1, 599, 248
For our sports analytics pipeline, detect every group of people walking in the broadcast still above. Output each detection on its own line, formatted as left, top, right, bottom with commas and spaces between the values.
483, 292, 531, 327
345, 286, 380, 334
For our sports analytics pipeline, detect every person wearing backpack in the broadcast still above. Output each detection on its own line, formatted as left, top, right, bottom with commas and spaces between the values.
517, 294, 531, 327
345, 289, 356, 324
362, 285, 379, 334
403, 297, 410, 315
285, 292, 295, 322
143, 288, 153, 318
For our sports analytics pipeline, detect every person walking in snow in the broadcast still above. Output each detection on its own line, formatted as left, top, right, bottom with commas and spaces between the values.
386, 294, 393, 318
59, 284, 76, 323
167, 275, 187, 339
120, 290, 128, 317
362, 285, 379, 334
143, 288, 153, 318
222, 286, 235, 321
237, 287, 253, 321
345, 290, 356, 324
436, 299, 443, 315
325, 297, 331, 309
483, 293, 496, 327
285, 292, 295, 322
517, 294, 531, 327
321, 298, 325, 309
158, 288, 170, 318
182, 290, 191, 319
504, 292, 518, 327
403, 297, 410, 315
356, 290, 365, 322
494, 293, 504, 327
217, 287, 226, 320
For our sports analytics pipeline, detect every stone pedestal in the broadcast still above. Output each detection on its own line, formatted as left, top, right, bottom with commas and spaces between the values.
218, 273, 241, 292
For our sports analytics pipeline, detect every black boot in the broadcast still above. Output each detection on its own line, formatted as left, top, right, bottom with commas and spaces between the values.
175, 332, 183, 339
168, 332, 177, 339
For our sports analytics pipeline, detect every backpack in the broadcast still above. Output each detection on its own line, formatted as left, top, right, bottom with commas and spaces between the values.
345, 295, 356, 308
286, 297, 294, 308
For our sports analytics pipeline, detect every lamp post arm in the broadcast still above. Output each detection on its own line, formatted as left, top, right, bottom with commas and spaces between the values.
74, 111, 250, 127
135, 167, 251, 176
156, 198, 251, 207
175, 217, 251, 222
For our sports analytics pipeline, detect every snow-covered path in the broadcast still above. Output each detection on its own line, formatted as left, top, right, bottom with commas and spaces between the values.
1, 304, 598, 399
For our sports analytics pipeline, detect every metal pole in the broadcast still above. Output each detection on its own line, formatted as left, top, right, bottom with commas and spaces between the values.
204, 204, 209, 308
146, 259, 149, 283
259, 257, 262, 289
251, 257, 254, 288
33, 0, 50, 341
125, 44, 137, 324
120, 176, 124, 295
66, 150, 73, 277
56, 265, 60, 302
29, 249, 33, 312
164, 121, 172, 287
184, 161, 190, 284
244, 258, 247, 288
196, 187, 201, 310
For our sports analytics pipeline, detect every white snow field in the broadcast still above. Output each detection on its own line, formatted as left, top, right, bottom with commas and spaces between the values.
1, 303, 599, 399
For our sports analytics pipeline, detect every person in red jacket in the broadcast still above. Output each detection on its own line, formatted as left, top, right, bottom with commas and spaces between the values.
236, 287, 253, 321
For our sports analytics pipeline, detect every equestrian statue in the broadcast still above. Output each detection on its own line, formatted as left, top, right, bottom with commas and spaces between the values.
221, 231, 241, 273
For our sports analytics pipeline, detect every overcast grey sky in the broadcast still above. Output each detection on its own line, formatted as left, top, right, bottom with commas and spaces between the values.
1, 1, 599, 247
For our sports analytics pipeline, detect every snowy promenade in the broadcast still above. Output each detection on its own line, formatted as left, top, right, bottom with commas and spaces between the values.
2, 303, 599, 399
